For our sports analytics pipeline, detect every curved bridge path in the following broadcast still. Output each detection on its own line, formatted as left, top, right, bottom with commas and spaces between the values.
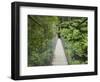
52, 38, 68, 65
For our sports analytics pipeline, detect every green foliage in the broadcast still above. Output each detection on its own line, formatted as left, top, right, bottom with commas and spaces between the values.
60, 17, 88, 64
28, 15, 58, 66
28, 50, 53, 66
28, 15, 88, 66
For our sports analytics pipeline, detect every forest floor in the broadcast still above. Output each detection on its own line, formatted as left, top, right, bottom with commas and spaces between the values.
52, 38, 68, 65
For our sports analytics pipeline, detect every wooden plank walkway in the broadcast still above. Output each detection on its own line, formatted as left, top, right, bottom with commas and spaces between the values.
52, 39, 68, 65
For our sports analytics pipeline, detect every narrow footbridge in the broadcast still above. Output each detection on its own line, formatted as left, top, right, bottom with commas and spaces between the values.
52, 38, 68, 65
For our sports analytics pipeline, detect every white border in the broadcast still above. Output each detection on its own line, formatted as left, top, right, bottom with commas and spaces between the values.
20, 6, 95, 76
